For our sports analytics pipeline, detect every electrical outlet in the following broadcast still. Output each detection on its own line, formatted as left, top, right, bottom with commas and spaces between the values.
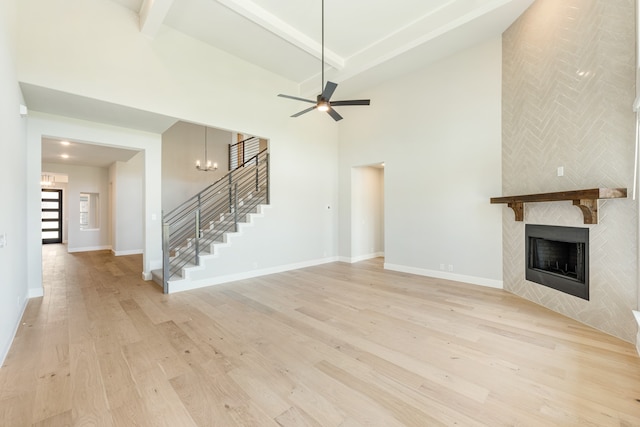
0, 233, 6, 248
448, 264, 454, 272
557, 166, 564, 176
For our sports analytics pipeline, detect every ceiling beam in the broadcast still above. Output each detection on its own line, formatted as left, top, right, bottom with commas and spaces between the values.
139, 0, 175, 38
299, 0, 535, 95
215, 0, 344, 70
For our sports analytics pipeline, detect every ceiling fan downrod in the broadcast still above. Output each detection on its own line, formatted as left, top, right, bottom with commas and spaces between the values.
276, 0, 371, 121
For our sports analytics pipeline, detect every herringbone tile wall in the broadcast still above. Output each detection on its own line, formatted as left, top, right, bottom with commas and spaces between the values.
502, 0, 638, 341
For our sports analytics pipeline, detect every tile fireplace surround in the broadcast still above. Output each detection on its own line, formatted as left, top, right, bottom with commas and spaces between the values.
501, 0, 637, 342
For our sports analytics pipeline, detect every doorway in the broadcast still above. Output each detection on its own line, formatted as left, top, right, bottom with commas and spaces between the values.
350, 164, 385, 261
41, 189, 63, 244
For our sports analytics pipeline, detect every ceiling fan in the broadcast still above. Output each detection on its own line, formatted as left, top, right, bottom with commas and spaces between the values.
277, 0, 370, 122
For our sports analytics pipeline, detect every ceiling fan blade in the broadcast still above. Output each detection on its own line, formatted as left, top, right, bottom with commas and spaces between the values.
327, 108, 343, 121
291, 106, 317, 117
330, 99, 371, 106
278, 94, 316, 104
321, 81, 338, 101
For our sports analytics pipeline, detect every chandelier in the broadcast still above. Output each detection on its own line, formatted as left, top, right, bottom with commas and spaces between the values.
41, 174, 55, 187
195, 126, 218, 172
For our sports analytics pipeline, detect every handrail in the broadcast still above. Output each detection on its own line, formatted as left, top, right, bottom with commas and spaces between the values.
229, 136, 260, 171
229, 135, 259, 150
161, 148, 270, 292
165, 147, 267, 219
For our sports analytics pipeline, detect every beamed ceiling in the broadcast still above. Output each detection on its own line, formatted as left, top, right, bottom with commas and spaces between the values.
25, 0, 534, 165
134, 0, 535, 96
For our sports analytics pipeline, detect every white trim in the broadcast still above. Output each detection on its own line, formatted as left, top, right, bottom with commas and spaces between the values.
340, 252, 384, 263
215, 0, 343, 70
148, 258, 162, 272
142, 271, 152, 281
112, 249, 143, 256
633, 310, 640, 356
167, 256, 340, 293
28, 287, 44, 298
0, 296, 28, 367
139, 0, 173, 38
67, 245, 112, 253
384, 263, 503, 289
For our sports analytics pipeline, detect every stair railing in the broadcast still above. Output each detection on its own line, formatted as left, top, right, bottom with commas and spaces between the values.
161, 148, 269, 293
229, 136, 260, 170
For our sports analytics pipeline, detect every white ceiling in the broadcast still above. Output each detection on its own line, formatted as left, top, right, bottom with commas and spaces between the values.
24, 0, 538, 125
41, 137, 140, 168
22, 83, 178, 134
137, 0, 535, 96
25, 0, 535, 168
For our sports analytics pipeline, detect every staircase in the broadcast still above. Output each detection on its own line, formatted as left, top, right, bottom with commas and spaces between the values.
152, 149, 269, 293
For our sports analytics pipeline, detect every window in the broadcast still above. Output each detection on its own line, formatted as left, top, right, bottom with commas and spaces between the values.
79, 193, 99, 230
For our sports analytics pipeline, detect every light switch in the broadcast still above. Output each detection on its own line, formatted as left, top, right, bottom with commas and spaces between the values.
0, 233, 6, 248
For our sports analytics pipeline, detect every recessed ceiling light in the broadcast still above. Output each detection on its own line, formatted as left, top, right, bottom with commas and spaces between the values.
61, 154, 69, 159
60, 140, 70, 146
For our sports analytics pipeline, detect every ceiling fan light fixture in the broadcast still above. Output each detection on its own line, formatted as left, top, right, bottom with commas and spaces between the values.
276, 0, 370, 121
317, 100, 330, 112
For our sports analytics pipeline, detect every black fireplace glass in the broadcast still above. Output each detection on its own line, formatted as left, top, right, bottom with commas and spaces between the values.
525, 224, 589, 300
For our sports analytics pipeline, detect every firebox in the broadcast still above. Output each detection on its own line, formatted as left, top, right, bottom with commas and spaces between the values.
525, 224, 589, 300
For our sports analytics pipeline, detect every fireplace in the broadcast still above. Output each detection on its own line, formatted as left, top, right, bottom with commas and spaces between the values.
525, 225, 589, 300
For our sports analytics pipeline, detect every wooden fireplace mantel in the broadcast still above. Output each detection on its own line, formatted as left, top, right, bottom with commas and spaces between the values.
490, 188, 627, 224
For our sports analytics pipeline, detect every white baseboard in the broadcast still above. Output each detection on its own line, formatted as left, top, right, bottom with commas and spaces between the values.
0, 294, 29, 367
142, 271, 152, 281
168, 256, 340, 293
384, 263, 503, 289
28, 287, 44, 298
633, 310, 640, 356
67, 245, 112, 253
340, 252, 385, 263
112, 249, 143, 256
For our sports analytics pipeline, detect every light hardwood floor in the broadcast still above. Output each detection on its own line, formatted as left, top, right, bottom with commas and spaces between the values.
1, 244, 640, 426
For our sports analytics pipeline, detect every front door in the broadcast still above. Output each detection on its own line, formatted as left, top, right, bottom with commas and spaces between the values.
42, 189, 63, 244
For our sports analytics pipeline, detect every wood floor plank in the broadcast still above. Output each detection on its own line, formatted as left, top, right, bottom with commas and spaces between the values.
0, 392, 35, 427
169, 365, 245, 426
93, 336, 140, 412
31, 409, 72, 427
69, 341, 110, 423
286, 381, 345, 426
1, 246, 640, 426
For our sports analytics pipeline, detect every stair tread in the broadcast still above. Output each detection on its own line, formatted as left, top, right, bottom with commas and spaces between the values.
163, 193, 270, 287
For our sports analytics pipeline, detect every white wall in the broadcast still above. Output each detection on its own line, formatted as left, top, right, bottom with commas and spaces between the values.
27, 113, 163, 292
42, 162, 110, 252
339, 38, 503, 288
111, 152, 144, 255
350, 166, 385, 262
162, 122, 233, 213
16, 0, 340, 286
0, 0, 29, 364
